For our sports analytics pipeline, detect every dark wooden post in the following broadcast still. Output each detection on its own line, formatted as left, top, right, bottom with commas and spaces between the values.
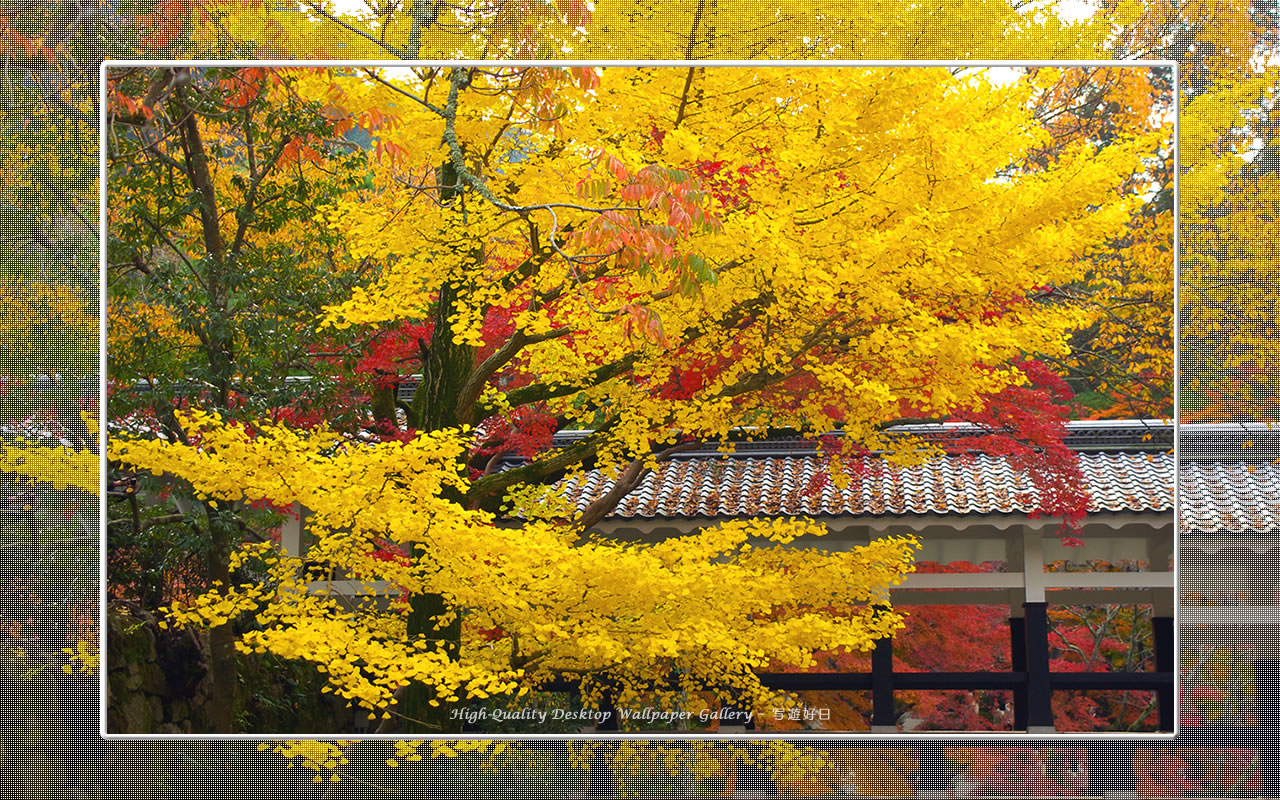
1023, 601, 1054, 732
1257, 659, 1280, 796
589, 693, 619, 800
918, 741, 948, 794
587, 743, 615, 799
1086, 741, 1135, 796
1147, 528, 1176, 735
871, 636, 896, 731
596, 692, 619, 732
1007, 528, 1032, 732
718, 702, 756, 731
1152, 615, 1175, 732
736, 756, 777, 796
1009, 613, 1028, 731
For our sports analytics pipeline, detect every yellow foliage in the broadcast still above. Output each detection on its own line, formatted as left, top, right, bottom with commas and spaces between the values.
0, 440, 98, 494
0, 278, 97, 366
61, 639, 99, 675
309, 67, 1156, 441
112, 410, 919, 715
197, 0, 1133, 61
108, 65, 1165, 724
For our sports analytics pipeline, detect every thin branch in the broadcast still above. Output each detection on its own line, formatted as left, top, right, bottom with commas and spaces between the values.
575, 441, 702, 531
132, 210, 208, 294
230, 134, 290, 258
674, 66, 699, 127
502, 352, 641, 410
300, 1, 410, 58
105, 512, 187, 532
457, 325, 574, 425
466, 424, 615, 510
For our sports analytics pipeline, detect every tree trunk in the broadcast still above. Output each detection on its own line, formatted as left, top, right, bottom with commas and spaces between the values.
400, 594, 462, 734
400, 279, 476, 734
370, 377, 398, 434
205, 507, 237, 733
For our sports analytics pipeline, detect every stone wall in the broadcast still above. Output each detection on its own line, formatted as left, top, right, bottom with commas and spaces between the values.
106, 609, 351, 734
106, 610, 213, 734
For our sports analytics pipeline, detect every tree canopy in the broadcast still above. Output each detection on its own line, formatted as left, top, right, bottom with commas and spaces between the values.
10, 0, 1277, 793
104, 64, 1169, 733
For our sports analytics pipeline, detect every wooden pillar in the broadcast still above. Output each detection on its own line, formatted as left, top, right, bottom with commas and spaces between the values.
1020, 527, 1054, 732
1258, 659, 1280, 797
1023, 601, 1054, 732
1152, 615, 1175, 732
918, 741, 948, 793
280, 502, 303, 557
587, 743, 615, 799
596, 691, 619, 731
587, 693, 620, 799
1006, 524, 1029, 731
871, 608, 896, 731
1086, 741, 1135, 796
1148, 527, 1175, 733
716, 700, 769, 796
1249, 549, 1280, 795
718, 701, 755, 732
736, 758, 776, 796
1008, 612, 1028, 731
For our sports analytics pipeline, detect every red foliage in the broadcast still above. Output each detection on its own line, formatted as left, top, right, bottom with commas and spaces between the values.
653, 350, 737, 401
0, 20, 57, 63
247, 496, 295, 516
120, 0, 192, 51
217, 67, 269, 109
1136, 746, 1266, 796
574, 153, 724, 295
788, 559, 1160, 733
1135, 751, 1200, 796
354, 322, 435, 389
473, 405, 559, 462
367, 539, 408, 565
948, 747, 1088, 797
948, 358, 1091, 544
807, 435, 872, 495
691, 155, 770, 212
273, 405, 327, 430
477, 301, 520, 361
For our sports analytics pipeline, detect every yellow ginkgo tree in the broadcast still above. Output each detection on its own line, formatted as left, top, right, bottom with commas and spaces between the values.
107, 64, 1168, 733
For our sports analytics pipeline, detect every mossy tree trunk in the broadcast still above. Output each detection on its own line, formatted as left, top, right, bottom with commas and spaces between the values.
399, 278, 475, 734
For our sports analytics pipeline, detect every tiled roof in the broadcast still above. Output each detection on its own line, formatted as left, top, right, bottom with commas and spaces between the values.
80, 406, 1280, 533
542, 421, 1280, 533
554, 439, 1280, 534
559, 451, 1175, 522
543, 419, 1175, 454
1180, 460, 1280, 533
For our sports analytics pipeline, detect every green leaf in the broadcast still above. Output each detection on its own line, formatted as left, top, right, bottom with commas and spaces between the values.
688, 254, 716, 285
